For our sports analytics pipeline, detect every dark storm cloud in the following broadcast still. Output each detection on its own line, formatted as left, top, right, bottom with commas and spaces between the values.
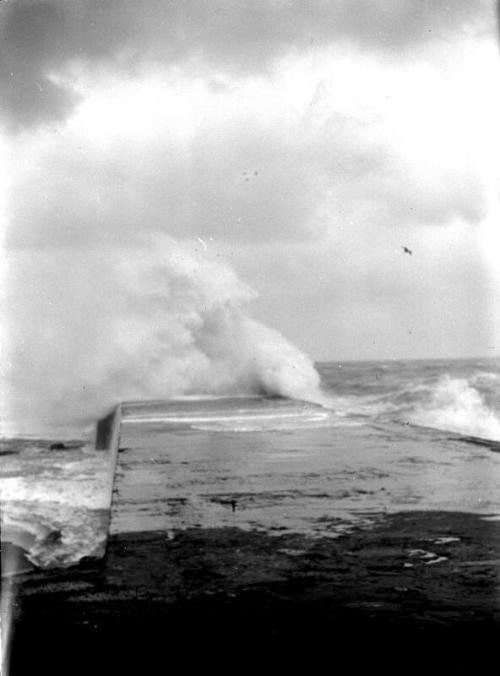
0, 1, 77, 128
0, 0, 493, 130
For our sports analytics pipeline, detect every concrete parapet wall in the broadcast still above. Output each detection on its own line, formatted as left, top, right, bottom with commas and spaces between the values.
95, 407, 122, 450
94, 405, 122, 554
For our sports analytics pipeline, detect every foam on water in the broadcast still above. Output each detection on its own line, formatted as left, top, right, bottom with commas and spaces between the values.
322, 360, 500, 442
4, 502, 109, 568
122, 410, 335, 427
190, 410, 360, 432
120, 395, 351, 432
408, 375, 500, 441
0, 444, 114, 569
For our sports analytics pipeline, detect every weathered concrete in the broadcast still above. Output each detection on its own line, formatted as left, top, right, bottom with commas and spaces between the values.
7, 511, 500, 674
5, 398, 500, 674
95, 407, 121, 450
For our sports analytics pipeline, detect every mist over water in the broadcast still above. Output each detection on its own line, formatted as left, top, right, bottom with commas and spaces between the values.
3, 236, 323, 437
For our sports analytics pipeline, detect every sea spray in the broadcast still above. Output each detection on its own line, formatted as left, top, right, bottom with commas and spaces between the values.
409, 375, 500, 441
320, 361, 500, 441
3, 236, 323, 436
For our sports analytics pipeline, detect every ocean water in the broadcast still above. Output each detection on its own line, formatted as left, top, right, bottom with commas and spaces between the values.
1, 357, 500, 571
321, 357, 500, 440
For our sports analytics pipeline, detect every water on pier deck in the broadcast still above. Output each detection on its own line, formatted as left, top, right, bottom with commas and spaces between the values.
111, 396, 500, 537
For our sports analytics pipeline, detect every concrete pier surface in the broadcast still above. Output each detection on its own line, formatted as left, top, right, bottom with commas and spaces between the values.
4, 397, 500, 673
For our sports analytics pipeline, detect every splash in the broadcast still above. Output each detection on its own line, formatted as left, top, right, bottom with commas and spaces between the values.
409, 375, 500, 441
3, 236, 323, 436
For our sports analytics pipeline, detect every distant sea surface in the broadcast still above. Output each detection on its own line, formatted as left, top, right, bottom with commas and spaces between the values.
2, 357, 500, 571
320, 356, 500, 441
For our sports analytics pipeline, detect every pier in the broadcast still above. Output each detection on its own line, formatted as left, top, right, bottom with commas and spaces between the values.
4, 398, 500, 673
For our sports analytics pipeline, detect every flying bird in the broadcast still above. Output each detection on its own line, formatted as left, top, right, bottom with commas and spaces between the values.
402, 246, 412, 255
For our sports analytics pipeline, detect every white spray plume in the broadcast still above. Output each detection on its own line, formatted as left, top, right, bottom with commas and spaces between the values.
410, 376, 500, 441
3, 236, 323, 436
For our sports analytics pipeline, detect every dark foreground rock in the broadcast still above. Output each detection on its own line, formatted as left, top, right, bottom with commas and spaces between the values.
6, 511, 500, 673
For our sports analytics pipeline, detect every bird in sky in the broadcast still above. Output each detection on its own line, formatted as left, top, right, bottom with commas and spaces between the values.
402, 246, 412, 255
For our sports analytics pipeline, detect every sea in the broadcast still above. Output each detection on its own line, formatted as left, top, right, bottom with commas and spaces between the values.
2, 357, 500, 573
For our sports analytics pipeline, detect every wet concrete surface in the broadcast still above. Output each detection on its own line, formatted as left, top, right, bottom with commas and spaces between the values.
5, 400, 500, 673
6, 510, 500, 674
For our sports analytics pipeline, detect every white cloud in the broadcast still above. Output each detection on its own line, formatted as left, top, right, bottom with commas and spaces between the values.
3, 0, 499, 397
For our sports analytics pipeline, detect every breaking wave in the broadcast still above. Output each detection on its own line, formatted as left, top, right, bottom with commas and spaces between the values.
408, 375, 500, 441
321, 364, 500, 442
3, 236, 323, 436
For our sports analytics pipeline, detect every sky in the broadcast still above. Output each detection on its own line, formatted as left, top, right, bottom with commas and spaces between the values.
2, 0, 500, 370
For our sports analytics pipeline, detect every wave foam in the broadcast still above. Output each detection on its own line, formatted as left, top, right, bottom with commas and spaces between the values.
4, 238, 323, 434
409, 376, 500, 441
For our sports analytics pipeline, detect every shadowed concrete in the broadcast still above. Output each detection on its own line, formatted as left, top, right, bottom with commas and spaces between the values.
5, 398, 500, 674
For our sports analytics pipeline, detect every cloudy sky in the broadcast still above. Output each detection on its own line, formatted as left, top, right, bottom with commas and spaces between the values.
2, 0, 500, 364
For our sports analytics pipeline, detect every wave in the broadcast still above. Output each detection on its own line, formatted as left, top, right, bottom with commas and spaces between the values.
2, 503, 109, 568
3, 238, 323, 436
322, 368, 500, 442
0, 447, 114, 568
408, 375, 500, 441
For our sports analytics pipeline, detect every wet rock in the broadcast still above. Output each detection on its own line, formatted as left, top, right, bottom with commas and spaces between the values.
49, 442, 67, 451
